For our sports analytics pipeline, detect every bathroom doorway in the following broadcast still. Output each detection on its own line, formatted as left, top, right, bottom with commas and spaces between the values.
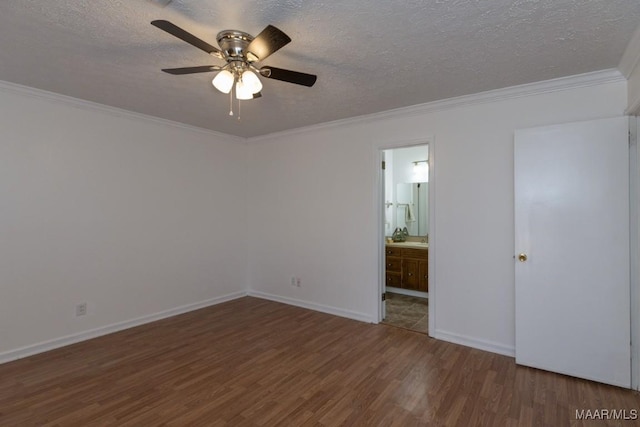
380, 144, 430, 334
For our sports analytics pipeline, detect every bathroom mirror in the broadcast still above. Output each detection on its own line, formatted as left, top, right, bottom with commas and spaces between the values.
395, 182, 428, 236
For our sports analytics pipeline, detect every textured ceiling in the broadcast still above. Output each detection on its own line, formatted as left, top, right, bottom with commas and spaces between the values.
0, 0, 639, 138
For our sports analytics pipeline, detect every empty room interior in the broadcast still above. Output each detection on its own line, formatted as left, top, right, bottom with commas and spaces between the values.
2, 1, 640, 425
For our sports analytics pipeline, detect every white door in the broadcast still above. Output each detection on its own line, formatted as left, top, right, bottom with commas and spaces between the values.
514, 116, 630, 388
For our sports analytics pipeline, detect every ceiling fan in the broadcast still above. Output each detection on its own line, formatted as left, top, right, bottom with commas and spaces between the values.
151, 20, 317, 102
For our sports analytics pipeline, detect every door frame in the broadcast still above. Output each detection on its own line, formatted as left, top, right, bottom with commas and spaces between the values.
630, 115, 639, 391
374, 136, 435, 337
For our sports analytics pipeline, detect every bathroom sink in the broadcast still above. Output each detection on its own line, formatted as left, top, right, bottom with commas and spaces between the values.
386, 241, 428, 249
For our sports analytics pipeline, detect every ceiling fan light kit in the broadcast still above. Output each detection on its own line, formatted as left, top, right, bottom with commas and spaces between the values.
151, 19, 317, 115
211, 70, 234, 94
241, 70, 263, 94
235, 80, 254, 100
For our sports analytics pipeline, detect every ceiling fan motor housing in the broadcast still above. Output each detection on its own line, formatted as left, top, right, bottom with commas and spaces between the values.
217, 30, 254, 60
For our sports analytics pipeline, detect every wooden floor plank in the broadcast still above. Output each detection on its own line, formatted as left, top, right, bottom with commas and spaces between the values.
0, 297, 638, 426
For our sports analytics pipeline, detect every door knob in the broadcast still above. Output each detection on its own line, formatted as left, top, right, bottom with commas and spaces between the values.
518, 253, 528, 262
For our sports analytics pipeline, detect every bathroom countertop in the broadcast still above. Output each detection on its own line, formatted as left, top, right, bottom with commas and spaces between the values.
385, 241, 428, 249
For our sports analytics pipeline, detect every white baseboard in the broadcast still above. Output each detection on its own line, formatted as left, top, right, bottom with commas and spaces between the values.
0, 291, 247, 365
1, 291, 514, 364
247, 290, 375, 324
433, 329, 515, 357
247, 292, 514, 359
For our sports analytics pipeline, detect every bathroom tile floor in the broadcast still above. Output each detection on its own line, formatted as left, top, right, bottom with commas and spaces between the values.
381, 292, 428, 334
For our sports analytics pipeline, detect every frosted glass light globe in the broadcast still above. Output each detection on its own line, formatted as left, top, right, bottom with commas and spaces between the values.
212, 70, 234, 94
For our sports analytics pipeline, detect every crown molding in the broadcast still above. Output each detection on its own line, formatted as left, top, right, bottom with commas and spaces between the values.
0, 80, 246, 144
0, 68, 625, 145
619, 25, 640, 78
248, 69, 626, 144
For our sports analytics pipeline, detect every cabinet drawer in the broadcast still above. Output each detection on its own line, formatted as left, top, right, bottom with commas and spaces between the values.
402, 248, 428, 260
385, 246, 402, 257
385, 257, 401, 272
386, 272, 401, 287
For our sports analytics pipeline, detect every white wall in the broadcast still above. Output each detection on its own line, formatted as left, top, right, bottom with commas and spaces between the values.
247, 78, 627, 354
0, 73, 629, 363
620, 27, 640, 388
631, 116, 640, 390
0, 84, 249, 360
629, 63, 640, 114
625, 28, 640, 115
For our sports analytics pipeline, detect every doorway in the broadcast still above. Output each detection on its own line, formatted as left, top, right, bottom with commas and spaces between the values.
380, 144, 430, 333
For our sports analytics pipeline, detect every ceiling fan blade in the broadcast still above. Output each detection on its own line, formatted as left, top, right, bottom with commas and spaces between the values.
161, 65, 222, 75
260, 66, 317, 87
246, 25, 291, 61
151, 20, 223, 59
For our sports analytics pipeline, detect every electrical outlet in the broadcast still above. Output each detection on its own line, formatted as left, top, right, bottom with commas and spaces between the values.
295, 277, 301, 287
75, 303, 87, 317
291, 277, 296, 286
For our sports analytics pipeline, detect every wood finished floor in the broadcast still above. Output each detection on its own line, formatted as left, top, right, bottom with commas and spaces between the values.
1, 297, 638, 426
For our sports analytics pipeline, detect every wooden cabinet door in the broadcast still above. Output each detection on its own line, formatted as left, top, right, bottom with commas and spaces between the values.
402, 259, 419, 290
418, 260, 428, 292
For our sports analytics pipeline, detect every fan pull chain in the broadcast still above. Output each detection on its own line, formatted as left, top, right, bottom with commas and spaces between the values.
228, 89, 234, 116
237, 99, 241, 121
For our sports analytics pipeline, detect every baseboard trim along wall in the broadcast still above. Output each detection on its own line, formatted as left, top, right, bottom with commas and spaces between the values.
2, 291, 515, 365
433, 329, 516, 358
0, 291, 247, 365
247, 291, 515, 356
247, 290, 375, 324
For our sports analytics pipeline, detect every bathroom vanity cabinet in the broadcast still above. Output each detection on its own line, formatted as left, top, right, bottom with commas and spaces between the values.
385, 245, 428, 292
